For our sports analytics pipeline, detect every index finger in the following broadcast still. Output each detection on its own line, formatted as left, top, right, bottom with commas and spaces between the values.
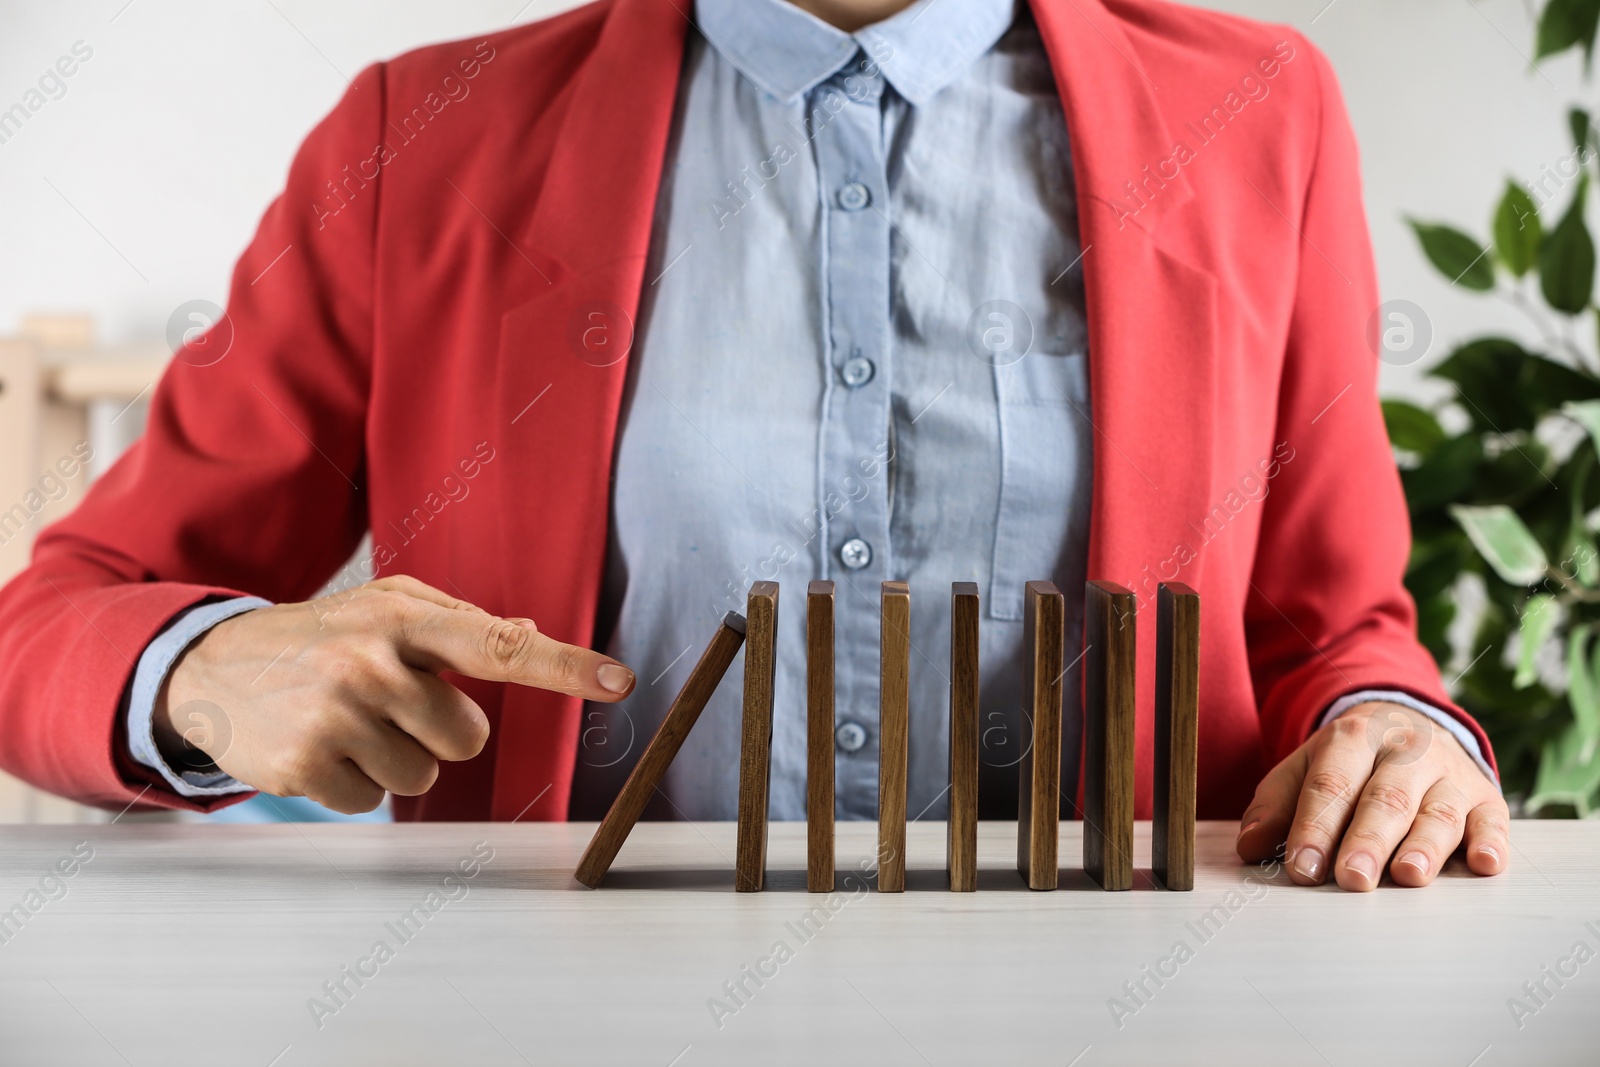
1236, 744, 1309, 864
396, 606, 636, 701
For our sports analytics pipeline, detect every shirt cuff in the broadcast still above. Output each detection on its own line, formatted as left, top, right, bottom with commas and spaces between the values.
126, 596, 273, 798
1319, 689, 1499, 790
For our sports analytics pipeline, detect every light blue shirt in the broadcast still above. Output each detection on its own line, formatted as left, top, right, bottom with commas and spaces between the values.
127, 0, 1492, 815
569, 0, 1091, 822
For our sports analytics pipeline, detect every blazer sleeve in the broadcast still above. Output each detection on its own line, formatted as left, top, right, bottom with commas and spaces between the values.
1244, 38, 1498, 776
0, 63, 386, 813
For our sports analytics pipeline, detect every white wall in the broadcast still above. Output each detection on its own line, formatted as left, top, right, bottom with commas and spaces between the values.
1, 0, 1581, 400
0, 0, 575, 347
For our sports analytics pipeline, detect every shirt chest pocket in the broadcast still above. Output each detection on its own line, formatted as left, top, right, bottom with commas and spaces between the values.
988, 351, 1093, 621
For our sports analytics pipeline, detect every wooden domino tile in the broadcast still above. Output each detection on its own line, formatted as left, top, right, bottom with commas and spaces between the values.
735, 582, 779, 892
948, 582, 980, 892
1016, 581, 1065, 891
1084, 580, 1136, 891
877, 580, 910, 893
574, 612, 747, 888
1154, 582, 1200, 891
807, 580, 836, 893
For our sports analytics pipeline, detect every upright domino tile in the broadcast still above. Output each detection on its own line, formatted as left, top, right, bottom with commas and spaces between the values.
1084, 580, 1136, 891
807, 580, 836, 893
735, 582, 779, 892
1154, 582, 1200, 891
574, 612, 747, 888
878, 581, 910, 893
1016, 581, 1065, 891
948, 582, 980, 892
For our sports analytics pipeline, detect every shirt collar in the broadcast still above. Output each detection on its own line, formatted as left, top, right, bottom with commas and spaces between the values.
695, 0, 1017, 107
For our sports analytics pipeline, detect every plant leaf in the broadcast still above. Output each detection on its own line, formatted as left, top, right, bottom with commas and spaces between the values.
1527, 719, 1600, 816
1407, 219, 1495, 290
1493, 181, 1542, 277
1527, 352, 1600, 409
1567, 525, 1600, 585
1456, 607, 1565, 798
1382, 399, 1448, 456
1573, 108, 1595, 153
1402, 435, 1483, 511
1565, 399, 1600, 451
1568, 624, 1600, 743
1407, 529, 1468, 601
1539, 173, 1596, 313
1475, 438, 1555, 508
1450, 504, 1551, 585
1431, 337, 1600, 433
1537, 0, 1600, 64
1414, 593, 1456, 665
1430, 338, 1534, 432
1514, 594, 1560, 688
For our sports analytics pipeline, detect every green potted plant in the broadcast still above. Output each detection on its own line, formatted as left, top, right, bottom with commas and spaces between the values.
1385, 0, 1600, 815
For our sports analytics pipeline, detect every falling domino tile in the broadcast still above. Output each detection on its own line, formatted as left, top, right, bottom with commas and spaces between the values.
948, 582, 980, 893
573, 612, 747, 888
1016, 580, 1065, 891
735, 581, 779, 893
1084, 580, 1136, 892
1154, 582, 1200, 891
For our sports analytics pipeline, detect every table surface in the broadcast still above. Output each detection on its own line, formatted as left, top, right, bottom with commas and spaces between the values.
0, 819, 1595, 1066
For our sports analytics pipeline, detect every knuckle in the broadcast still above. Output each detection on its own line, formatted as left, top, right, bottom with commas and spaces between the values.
1472, 810, 1510, 839
360, 589, 418, 627
1330, 715, 1367, 741
1363, 782, 1415, 818
1417, 796, 1465, 830
268, 744, 321, 795
320, 637, 403, 694
305, 699, 358, 739
1345, 824, 1394, 849
326, 782, 385, 815
441, 717, 490, 761
337, 631, 388, 661
551, 644, 586, 685
1304, 769, 1356, 804
484, 619, 531, 672
392, 757, 439, 796
318, 647, 381, 693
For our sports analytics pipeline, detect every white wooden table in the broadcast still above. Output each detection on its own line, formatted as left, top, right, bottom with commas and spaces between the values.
0, 820, 1594, 1066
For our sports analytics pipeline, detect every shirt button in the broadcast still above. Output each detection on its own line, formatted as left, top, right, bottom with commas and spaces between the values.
835, 720, 868, 753
840, 356, 874, 387
837, 182, 871, 211
838, 538, 872, 570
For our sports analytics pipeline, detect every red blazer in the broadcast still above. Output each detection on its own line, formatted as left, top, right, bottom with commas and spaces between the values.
0, 0, 1495, 821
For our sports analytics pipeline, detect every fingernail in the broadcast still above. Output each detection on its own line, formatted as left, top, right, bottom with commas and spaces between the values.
1239, 819, 1260, 837
597, 663, 634, 694
504, 617, 538, 629
1344, 851, 1377, 884
1291, 846, 1324, 882
1397, 850, 1430, 876
1475, 844, 1500, 867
